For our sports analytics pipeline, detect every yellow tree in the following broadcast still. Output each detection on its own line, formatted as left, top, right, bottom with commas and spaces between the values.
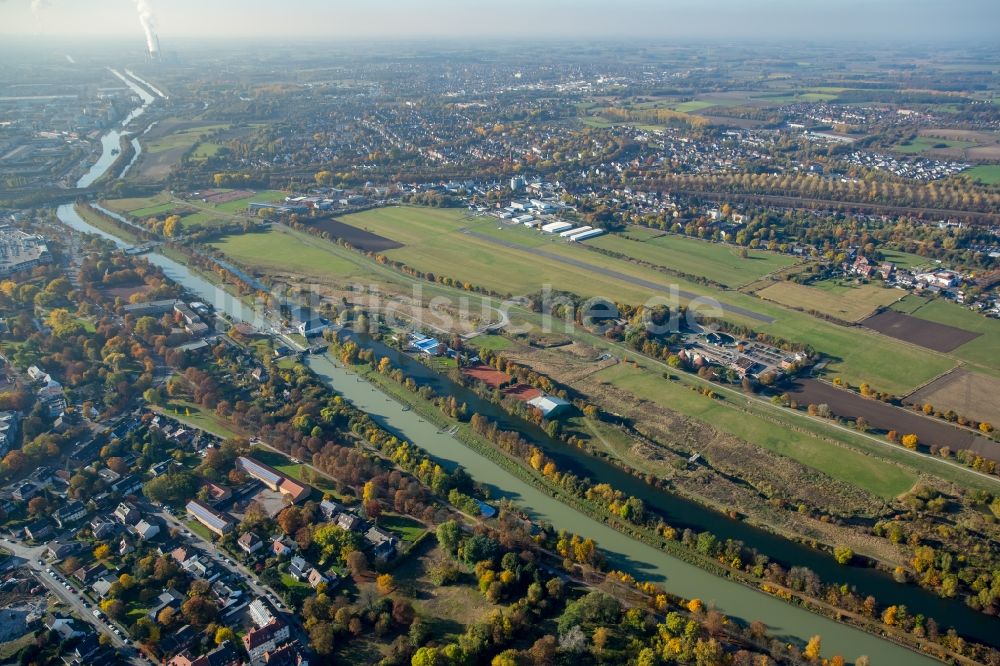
375, 573, 395, 595
901, 434, 919, 450
804, 635, 822, 661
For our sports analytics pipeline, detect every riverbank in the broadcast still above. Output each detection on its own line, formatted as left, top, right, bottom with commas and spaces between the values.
333, 342, 982, 664
53, 204, 954, 664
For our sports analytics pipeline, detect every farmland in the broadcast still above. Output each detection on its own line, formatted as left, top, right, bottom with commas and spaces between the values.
888, 296, 1000, 367
756, 279, 901, 322
329, 207, 954, 394
862, 309, 980, 353
907, 368, 1000, 428
782, 378, 996, 461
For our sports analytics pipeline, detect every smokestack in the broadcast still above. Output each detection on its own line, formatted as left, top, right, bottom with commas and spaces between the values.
134, 0, 159, 57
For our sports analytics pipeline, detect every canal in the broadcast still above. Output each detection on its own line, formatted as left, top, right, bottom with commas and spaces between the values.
55, 205, 967, 664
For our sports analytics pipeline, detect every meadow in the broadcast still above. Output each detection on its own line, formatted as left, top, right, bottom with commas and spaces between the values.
965, 164, 1000, 185
756, 279, 901, 322
593, 363, 917, 498
327, 207, 956, 394
587, 229, 799, 287
104, 189, 286, 229
209, 226, 368, 280
893, 136, 975, 154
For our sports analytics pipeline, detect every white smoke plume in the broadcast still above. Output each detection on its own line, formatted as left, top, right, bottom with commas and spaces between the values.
30, 0, 51, 20
134, 0, 158, 54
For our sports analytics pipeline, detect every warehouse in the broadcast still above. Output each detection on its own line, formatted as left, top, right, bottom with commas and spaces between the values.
559, 225, 591, 238
541, 221, 573, 234
569, 228, 606, 242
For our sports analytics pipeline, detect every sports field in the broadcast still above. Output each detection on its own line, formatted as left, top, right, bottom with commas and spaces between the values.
588, 230, 799, 287
756, 280, 901, 322
329, 207, 955, 394
593, 363, 917, 498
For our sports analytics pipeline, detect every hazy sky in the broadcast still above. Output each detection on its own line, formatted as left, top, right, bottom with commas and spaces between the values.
1, 0, 997, 42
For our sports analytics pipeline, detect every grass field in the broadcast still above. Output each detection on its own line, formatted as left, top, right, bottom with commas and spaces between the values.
965, 164, 1000, 185
879, 249, 934, 270
210, 227, 368, 280
891, 296, 1000, 369
893, 137, 975, 154
756, 280, 901, 322
191, 142, 223, 159
379, 513, 427, 543
588, 230, 799, 287
145, 123, 229, 154
333, 206, 469, 245
671, 100, 717, 113
593, 363, 917, 498
469, 334, 514, 352
156, 399, 242, 439
105, 189, 285, 230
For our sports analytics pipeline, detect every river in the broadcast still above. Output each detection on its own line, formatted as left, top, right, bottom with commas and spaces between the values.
75, 69, 157, 188
54, 204, 954, 665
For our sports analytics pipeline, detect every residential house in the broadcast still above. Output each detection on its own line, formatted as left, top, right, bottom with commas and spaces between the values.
67, 634, 101, 663
53, 500, 86, 528
111, 473, 142, 496
288, 556, 308, 581
243, 618, 290, 661
238, 532, 263, 555
272, 537, 295, 558
44, 615, 83, 641
134, 518, 160, 540
113, 501, 140, 526
73, 562, 106, 584
306, 568, 327, 589
45, 540, 78, 561
148, 588, 184, 621
248, 598, 276, 628
256, 642, 307, 666
335, 512, 361, 532
319, 499, 343, 520
12, 481, 40, 501
91, 573, 117, 599
89, 516, 116, 540
23, 520, 53, 542
0, 410, 20, 455
159, 624, 197, 659
167, 641, 242, 666
364, 525, 398, 560
171, 546, 194, 565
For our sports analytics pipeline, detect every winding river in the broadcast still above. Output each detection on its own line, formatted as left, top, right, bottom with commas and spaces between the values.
55, 204, 967, 665
75, 69, 157, 188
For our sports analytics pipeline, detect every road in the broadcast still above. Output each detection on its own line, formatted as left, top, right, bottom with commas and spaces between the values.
1, 537, 147, 665
461, 228, 775, 323
146, 503, 309, 644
